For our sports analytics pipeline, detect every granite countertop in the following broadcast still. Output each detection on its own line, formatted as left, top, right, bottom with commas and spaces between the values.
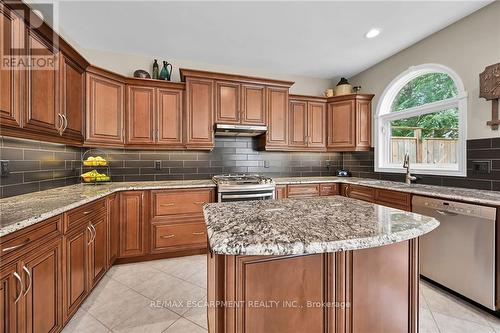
0, 180, 215, 237
203, 196, 440, 255
275, 177, 500, 206
1, 176, 498, 238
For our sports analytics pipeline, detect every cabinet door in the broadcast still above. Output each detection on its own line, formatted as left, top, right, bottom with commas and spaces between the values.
60, 54, 84, 141
107, 194, 120, 265
307, 102, 326, 149
0, 6, 23, 128
86, 73, 124, 144
126, 85, 155, 144
289, 100, 307, 148
344, 184, 375, 202
23, 238, 63, 333
0, 263, 19, 333
23, 31, 60, 135
287, 184, 320, 198
157, 88, 183, 146
266, 87, 288, 147
120, 191, 146, 258
241, 84, 266, 125
215, 81, 240, 124
88, 214, 107, 288
63, 225, 89, 321
275, 185, 287, 199
327, 100, 355, 150
185, 78, 214, 149
356, 99, 371, 149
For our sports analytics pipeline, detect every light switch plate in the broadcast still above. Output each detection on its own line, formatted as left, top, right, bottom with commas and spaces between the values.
1, 160, 9, 177
472, 160, 490, 174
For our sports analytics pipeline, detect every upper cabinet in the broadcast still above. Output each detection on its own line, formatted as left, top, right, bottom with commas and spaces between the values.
326, 94, 374, 151
289, 95, 326, 151
85, 67, 125, 146
184, 77, 214, 150
214, 81, 266, 125
265, 86, 289, 149
0, 5, 23, 128
125, 79, 184, 148
60, 54, 85, 142
0, 1, 88, 145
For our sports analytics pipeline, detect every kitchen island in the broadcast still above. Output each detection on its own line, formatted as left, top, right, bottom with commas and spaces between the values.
203, 196, 439, 333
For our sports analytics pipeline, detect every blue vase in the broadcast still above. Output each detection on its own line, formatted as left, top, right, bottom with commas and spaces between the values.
159, 61, 172, 81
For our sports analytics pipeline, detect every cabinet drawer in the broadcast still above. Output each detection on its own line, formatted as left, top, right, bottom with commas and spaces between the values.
345, 184, 375, 202
287, 184, 320, 198
320, 184, 338, 196
375, 189, 411, 211
0, 215, 62, 257
152, 223, 207, 252
65, 199, 106, 231
152, 189, 213, 217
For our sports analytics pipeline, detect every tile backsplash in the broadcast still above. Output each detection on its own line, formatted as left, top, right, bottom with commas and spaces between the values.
0, 136, 498, 198
343, 137, 500, 191
0, 136, 81, 198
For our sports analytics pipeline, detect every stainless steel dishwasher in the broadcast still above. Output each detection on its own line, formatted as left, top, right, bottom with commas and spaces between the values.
413, 195, 497, 310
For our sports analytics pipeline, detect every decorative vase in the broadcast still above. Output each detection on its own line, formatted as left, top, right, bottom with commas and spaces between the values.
152, 59, 159, 80
159, 61, 172, 81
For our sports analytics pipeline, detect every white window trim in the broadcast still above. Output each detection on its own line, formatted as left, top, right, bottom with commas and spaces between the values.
375, 63, 468, 177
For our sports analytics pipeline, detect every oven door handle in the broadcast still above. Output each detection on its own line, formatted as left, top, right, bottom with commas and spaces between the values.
221, 193, 274, 200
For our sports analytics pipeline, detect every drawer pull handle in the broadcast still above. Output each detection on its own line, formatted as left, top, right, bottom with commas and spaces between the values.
13, 272, 23, 304
193, 201, 205, 205
83, 211, 92, 215
22, 266, 31, 297
160, 234, 175, 239
160, 203, 175, 207
192, 232, 205, 235
2, 238, 31, 252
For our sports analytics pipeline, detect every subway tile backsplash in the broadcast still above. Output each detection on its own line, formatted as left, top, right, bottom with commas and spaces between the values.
343, 137, 500, 191
0, 136, 498, 198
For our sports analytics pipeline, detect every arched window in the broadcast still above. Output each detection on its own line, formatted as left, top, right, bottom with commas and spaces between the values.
375, 64, 467, 176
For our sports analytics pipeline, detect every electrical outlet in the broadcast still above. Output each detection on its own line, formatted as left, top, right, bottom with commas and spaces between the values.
1, 160, 9, 177
264, 160, 270, 168
155, 161, 161, 171
472, 160, 490, 174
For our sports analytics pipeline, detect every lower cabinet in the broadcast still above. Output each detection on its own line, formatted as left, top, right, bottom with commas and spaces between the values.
119, 191, 147, 258
287, 184, 320, 198
152, 222, 207, 254
1, 237, 63, 333
342, 184, 411, 211
107, 194, 120, 265
88, 213, 108, 289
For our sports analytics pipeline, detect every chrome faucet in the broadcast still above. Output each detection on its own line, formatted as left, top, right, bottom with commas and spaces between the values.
403, 153, 417, 185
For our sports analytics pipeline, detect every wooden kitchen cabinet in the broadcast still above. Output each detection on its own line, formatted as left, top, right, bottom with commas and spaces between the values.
215, 81, 267, 125
326, 94, 373, 151
107, 194, 120, 265
88, 212, 107, 289
23, 30, 60, 136
215, 81, 240, 124
0, 263, 19, 333
157, 88, 183, 147
343, 184, 375, 202
320, 183, 338, 196
120, 191, 147, 258
85, 67, 125, 146
287, 184, 320, 198
185, 77, 214, 150
289, 96, 326, 150
126, 85, 155, 145
241, 84, 266, 125
22, 237, 63, 333
150, 188, 214, 254
0, 5, 23, 129
275, 185, 287, 199
63, 223, 89, 321
59, 53, 85, 143
265, 86, 289, 148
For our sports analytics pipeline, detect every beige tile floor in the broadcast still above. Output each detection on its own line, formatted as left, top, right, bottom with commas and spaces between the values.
62, 255, 500, 333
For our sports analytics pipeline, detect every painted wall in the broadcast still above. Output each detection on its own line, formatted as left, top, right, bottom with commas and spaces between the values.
350, 2, 500, 140
78, 48, 335, 96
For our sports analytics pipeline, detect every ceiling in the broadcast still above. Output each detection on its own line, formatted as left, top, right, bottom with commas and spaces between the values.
29, 1, 490, 79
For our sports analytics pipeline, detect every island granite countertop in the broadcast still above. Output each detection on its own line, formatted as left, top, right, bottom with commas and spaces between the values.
203, 195, 440, 255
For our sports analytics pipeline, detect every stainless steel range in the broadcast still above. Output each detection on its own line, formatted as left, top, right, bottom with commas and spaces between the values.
212, 174, 275, 202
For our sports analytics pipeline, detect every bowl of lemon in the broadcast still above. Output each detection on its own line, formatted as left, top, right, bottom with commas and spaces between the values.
83, 156, 107, 166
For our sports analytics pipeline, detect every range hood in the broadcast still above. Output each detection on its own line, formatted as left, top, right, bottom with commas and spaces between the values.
214, 124, 267, 137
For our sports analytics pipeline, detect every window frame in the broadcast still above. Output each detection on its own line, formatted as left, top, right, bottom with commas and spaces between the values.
375, 64, 468, 177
